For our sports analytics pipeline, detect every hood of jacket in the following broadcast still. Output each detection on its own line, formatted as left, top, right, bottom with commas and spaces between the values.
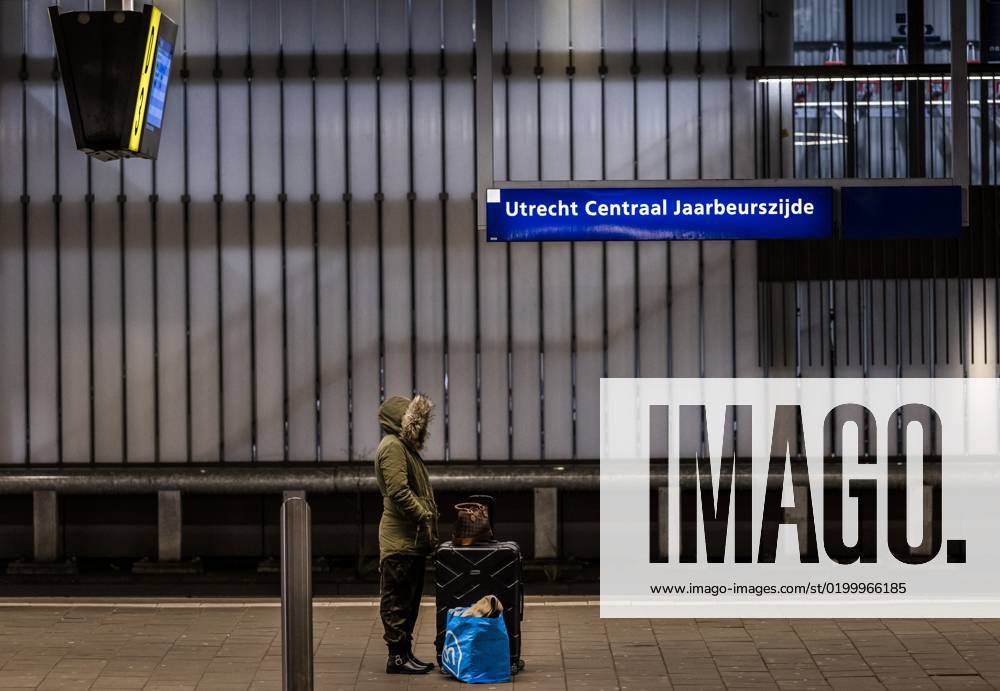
378, 394, 434, 451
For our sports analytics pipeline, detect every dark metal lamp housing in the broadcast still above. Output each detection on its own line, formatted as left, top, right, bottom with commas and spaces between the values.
49, 3, 178, 162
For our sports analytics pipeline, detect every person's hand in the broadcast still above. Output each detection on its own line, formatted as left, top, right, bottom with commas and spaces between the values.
418, 512, 436, 546
421, 519, 437, 547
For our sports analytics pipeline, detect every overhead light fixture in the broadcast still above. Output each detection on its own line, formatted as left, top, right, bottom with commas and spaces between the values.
49, 2, 178, 161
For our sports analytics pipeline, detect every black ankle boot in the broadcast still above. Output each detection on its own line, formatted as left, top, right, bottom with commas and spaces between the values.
386, 652, 431, 675
407, 650, 435, 671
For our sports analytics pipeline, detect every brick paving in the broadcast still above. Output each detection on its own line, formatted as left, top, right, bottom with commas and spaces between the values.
0, 600, 999, 689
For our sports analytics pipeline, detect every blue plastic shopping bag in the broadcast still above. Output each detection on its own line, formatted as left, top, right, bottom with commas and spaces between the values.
440, 607, 511, 684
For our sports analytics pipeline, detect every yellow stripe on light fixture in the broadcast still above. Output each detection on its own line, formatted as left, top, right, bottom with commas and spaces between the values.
128, 6, 162, 152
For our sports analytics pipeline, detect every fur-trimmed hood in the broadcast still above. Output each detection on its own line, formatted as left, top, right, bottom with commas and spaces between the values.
378, 394, 434, 451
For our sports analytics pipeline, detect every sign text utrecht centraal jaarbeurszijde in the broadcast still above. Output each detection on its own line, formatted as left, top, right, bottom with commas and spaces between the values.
487, 186, 834, 241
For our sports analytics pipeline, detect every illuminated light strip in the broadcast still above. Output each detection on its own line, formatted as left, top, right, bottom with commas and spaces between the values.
757, 75, 999, 84
793, 100, 1000, 107
795, 132, 848, 139
794, 140, 848, 147
127, 6, 162, 152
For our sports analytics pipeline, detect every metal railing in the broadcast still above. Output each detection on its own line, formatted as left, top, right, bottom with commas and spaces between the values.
0, 463, 597, 494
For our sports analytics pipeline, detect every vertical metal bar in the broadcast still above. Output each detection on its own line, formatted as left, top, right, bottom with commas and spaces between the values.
406, 0, 417, 395
946, 77, 954, 181
844, 0, 854, 64
929, 81, 937, 179
181, 4, 192, 462
967, 98, 975, 367
954, 0, 970, 201
952, 0, 972, 374
958, 234, 968, 372
865, 77, 872, 179
778, 84, 787, 369
727, 0, 737, 398
474, 0, 494, 230
695, 0, 704, 389
980, 62, 991, 364
375, 1, 386, 406
796, 78, 803, 181
52, 51, 63, 465
20, 22, 30, 465
763, 91, 774, 373
866, 83, 876, 388
118, 161, 128, 463
309, 1, 321, 462
599, 1, 609, 382
918, 106, 928, 368
246, 9, 258, 463
726, 0, 739, 461
213, 0, 225, 462
906, 240, 914, 367
664, 0, 673, 380
342, 1, 355, 459
777, 80, 784, 180
760, 3, 772, 376
87, 159, 95, 463
151, 160, 161, 463
804, 79, 813, 367
990, 69, 999, 370
471, 5, 483, 460
842, 237, 849, 368
931, 241, 938, 373
907, 0, 926, 178
278, 0, 290, 461
535, 0, 546, 460
632, 0, 640, 383
755, 83, 762, 368
845, 0, 857, 178
568, 0, 578, 458
820, 78, 831, 369
280, 496, 314, 691
885, 82, 894, 372
945, 236, 952, 365
984, 181, 991, 365
891, 76, 899, 179
439, 2, 451, 460
994, 84, 999, 372
503, 7, 513, 460
407, 0, 417, 396
861, 79, 872, 384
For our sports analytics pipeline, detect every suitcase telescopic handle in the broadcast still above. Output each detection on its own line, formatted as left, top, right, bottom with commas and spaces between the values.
467, 494, 495, 533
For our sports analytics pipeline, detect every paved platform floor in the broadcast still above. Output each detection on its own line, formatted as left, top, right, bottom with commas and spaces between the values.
1, 599, 1000, 690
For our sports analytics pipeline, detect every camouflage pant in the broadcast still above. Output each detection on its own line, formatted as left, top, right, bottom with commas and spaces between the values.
379, 554, 426, 654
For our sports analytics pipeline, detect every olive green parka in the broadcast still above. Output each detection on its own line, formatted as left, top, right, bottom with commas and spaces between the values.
374, 395, 439, 561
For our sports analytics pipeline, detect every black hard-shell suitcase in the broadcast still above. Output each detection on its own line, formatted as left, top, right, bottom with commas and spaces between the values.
434, 496, 525, 675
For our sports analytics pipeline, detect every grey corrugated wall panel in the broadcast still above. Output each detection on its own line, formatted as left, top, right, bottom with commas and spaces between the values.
1, 0, 992, 465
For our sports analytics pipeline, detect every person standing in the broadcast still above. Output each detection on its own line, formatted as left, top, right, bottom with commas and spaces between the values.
374, 394, 439, 675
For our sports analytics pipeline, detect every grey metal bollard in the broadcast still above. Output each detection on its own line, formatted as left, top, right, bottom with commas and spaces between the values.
533, 488, 559, 559
157, 491, 183, 562
33, 490, 61, 562
281, 497, 313, 691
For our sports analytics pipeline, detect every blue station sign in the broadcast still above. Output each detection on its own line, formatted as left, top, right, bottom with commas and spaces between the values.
840, 185, 961, 239
486, 186, 835, 242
